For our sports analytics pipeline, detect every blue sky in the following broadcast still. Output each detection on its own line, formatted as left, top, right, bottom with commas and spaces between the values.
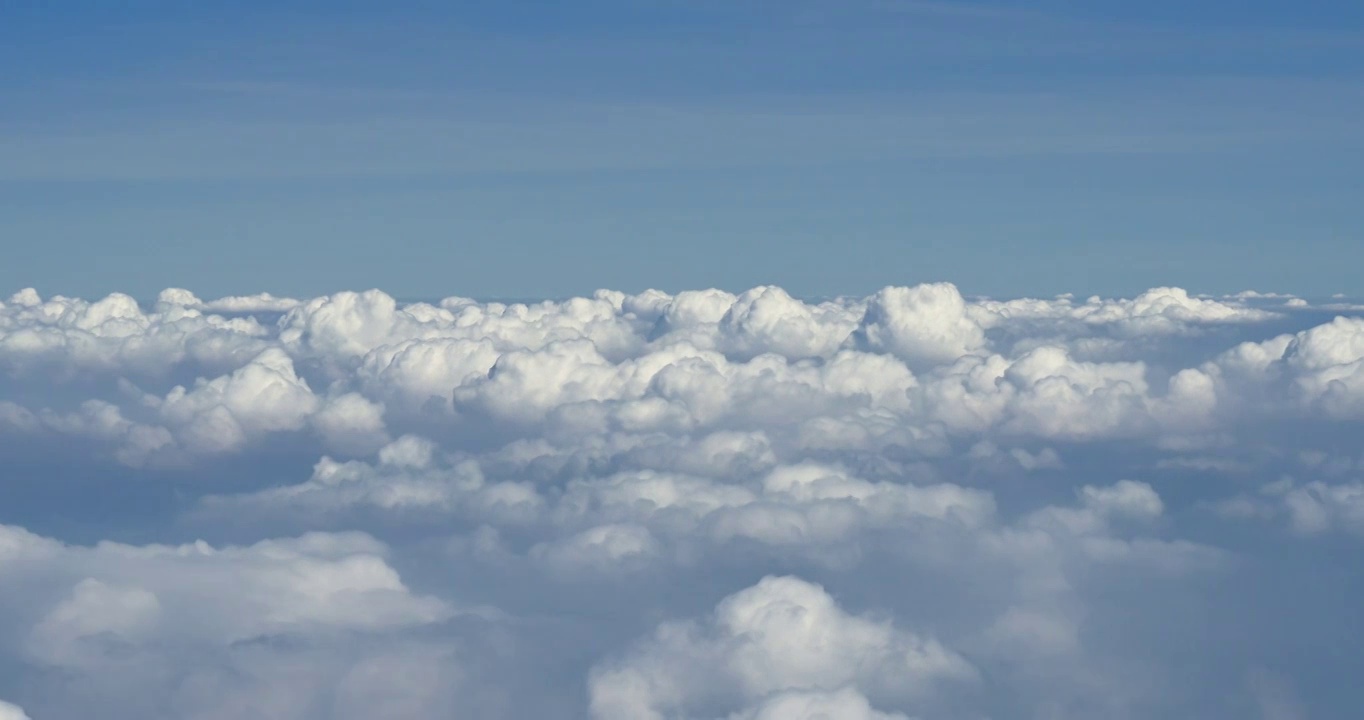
3, 0, 1362, 300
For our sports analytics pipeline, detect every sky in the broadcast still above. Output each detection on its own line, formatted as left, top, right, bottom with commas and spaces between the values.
6, 4, 1364, 720
4, 0, 1364, 300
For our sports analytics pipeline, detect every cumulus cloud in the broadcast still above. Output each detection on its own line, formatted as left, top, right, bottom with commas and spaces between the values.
154, 348, 322, 454
1, 282, 1327, 462
1219, 477, 1364, 535
977, 286, 1278, 335
0, 524, 457, 719
588, 575, 974, 720
855, 283, 987, 367
1, 282, 1361, 718
1, 526, 449, 660
1, 288, 271, 379
202, 443, 993, 572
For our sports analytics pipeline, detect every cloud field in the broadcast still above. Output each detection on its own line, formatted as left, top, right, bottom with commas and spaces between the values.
1, 282, 1362, 719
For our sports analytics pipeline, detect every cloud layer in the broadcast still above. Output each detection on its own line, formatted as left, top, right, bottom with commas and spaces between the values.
1, 283, 1361, 718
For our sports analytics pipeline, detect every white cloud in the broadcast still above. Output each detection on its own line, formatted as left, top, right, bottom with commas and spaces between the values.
201, 292, 302, 313
0, 289, 271, 378
855, 283, 988, 368
713, 286, 861, 359
588, 575, 974, 720
3, 283, 1361, 717
530, 523, 662, 574
0, 283, 1338, 464
311, 392, 390, 455
977, 286, 1278, 336
1231, 478, 1364, 535
1281, 316, 1364, 416
914, 345, 1162, 440
0, 523, 457, 719
204, 448, 993, 572
155, 348, 322, 455
1, 526, 450, 665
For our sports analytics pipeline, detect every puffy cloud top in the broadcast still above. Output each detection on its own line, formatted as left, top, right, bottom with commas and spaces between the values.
589, 575, 974, 720
856, 283, 987, 368
1, 283, 1361, 719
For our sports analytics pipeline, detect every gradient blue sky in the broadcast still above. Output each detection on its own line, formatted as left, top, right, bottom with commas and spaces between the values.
4, 0, 1362, 300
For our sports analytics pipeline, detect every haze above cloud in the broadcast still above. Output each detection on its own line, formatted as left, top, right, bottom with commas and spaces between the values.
4, 0, 1363, 299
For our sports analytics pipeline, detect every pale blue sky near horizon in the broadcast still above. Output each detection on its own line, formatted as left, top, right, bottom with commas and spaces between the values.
3, 0, 1362, 301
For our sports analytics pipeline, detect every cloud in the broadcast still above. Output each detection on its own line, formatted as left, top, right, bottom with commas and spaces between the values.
201, 293, 302, 314
1, 526, 450, 661
310, 392, 390, 454
1220, 477, 1364, 535
588, 575, 974, 720
0, 524, 457, 719
154, 348, 322, 455
728, 688, 909, 720
976, 286, 1278, 334
201, 443, 994, 572
1, 288, 272, 379
0, 282, 1313, 464
2, 283, 1362, 717
855, 283, 987, 368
